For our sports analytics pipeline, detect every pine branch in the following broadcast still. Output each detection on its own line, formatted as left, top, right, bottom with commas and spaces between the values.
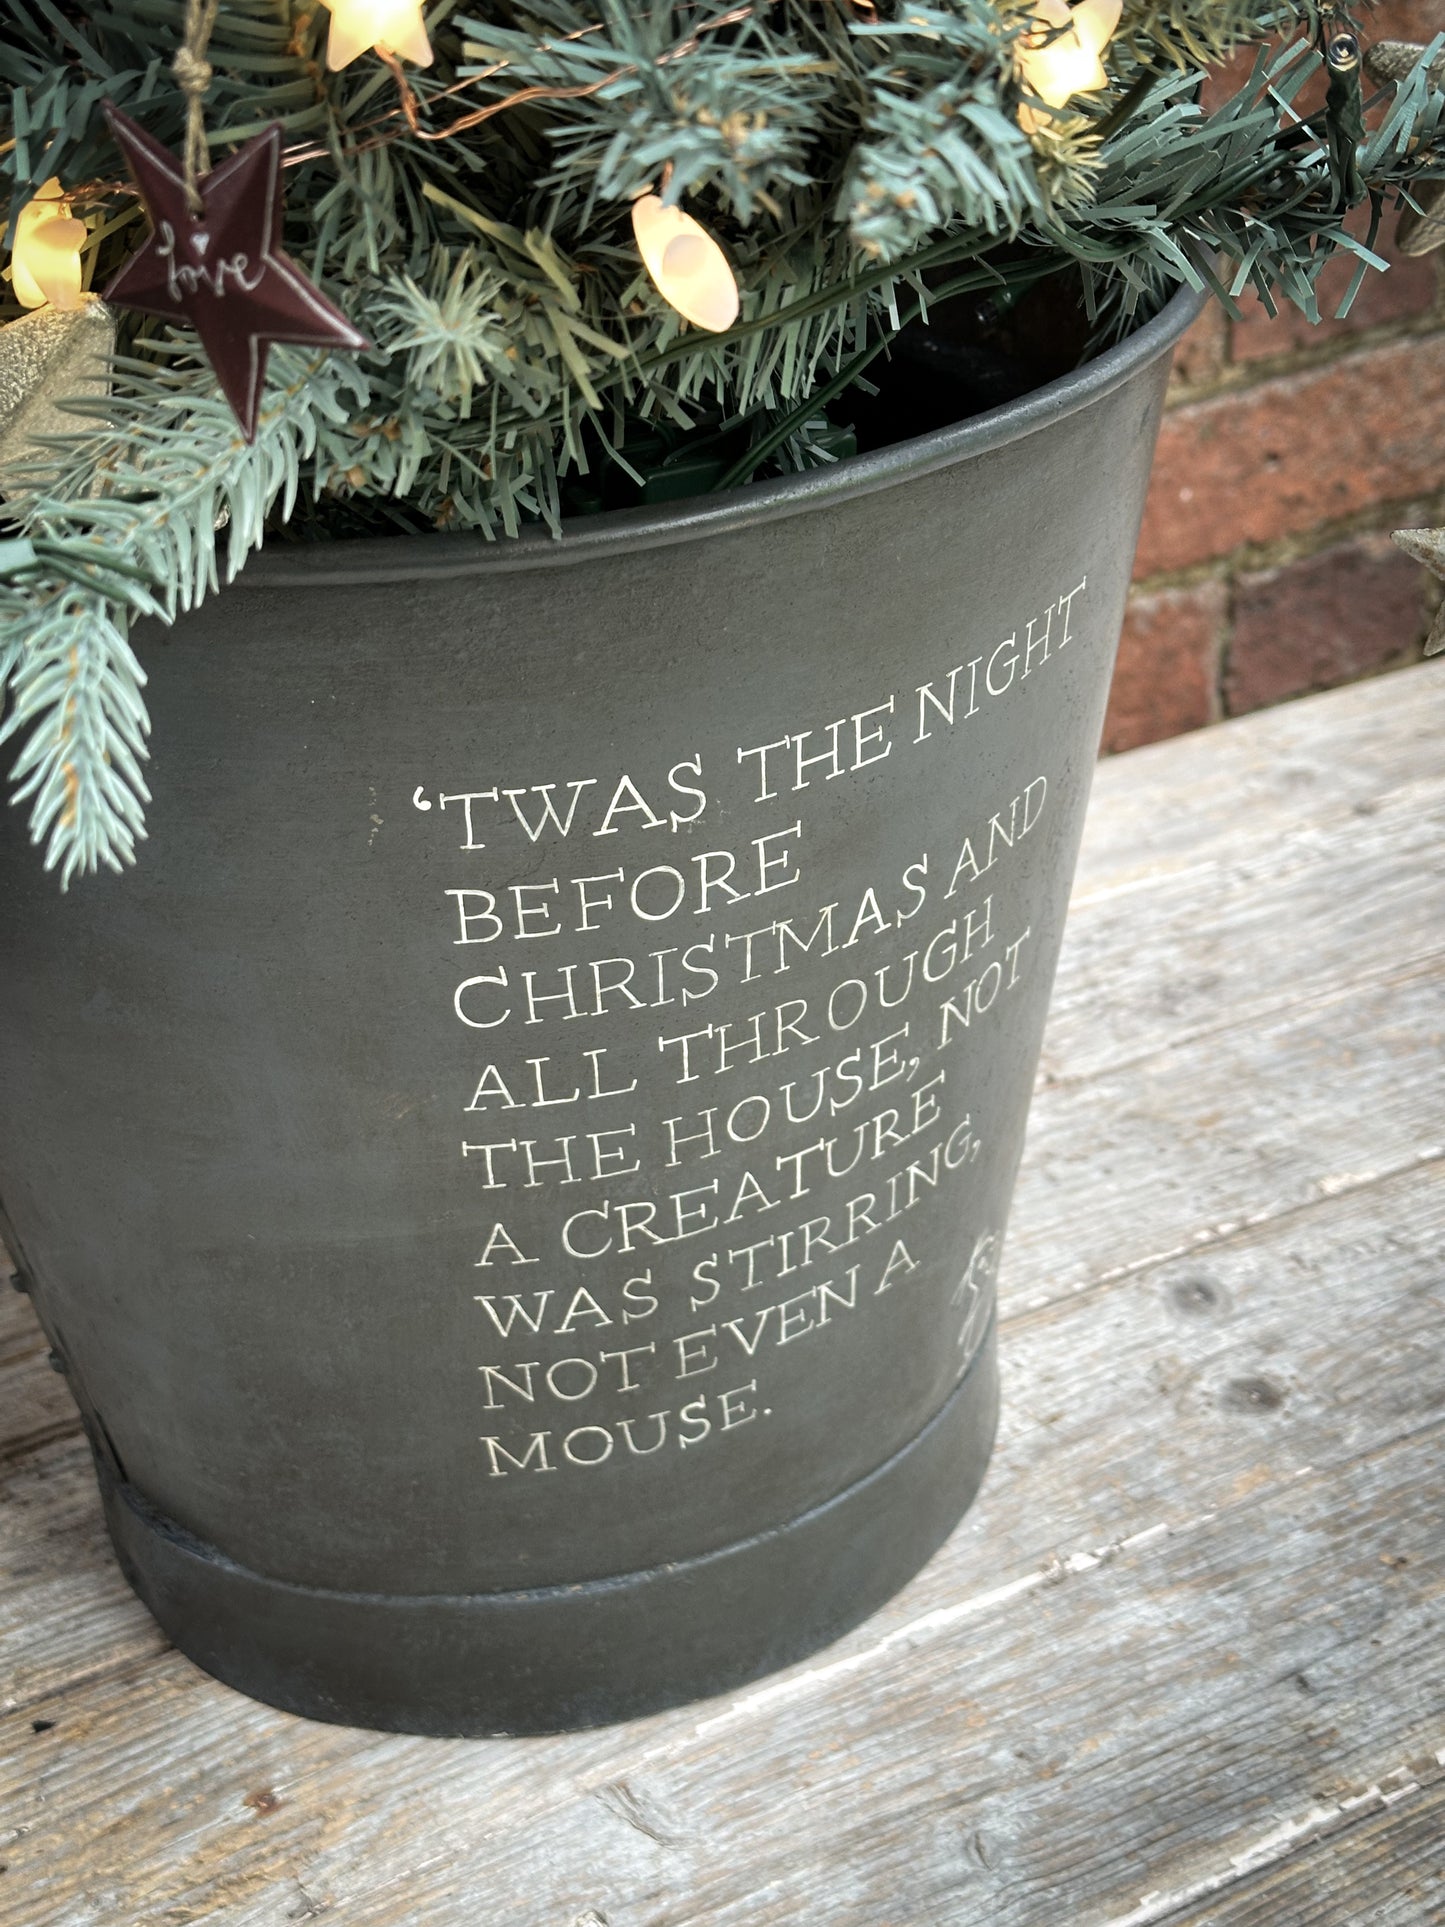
0, 581, 150, 884
1, 344, 371, 883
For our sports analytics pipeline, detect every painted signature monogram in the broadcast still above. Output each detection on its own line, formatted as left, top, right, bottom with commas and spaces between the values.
952, 1230, 997, 1370
155, 220, 266, 301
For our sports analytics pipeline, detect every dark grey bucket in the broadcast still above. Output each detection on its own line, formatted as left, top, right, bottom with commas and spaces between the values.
0, 284, 1201, 1735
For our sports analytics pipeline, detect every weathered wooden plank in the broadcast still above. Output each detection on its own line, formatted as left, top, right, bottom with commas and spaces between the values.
987, 1158, 1445, 1540
1073, 663, 1443, 896
0, 1258, 85, 1463
0, 1281, 42, 1367
2, 1408, 1438, 1927
1049, 665, 1444, 1059
1007, 960, 1443, 1312
1041, 771, 1442, 1086
0, 1441, 166, 1714
995, 671, 1445, 1303
1140, 1758, 1445, 1927
1, 1159, 1439, 1924
0, 1343, 81, 1467
303, 1450, 1443, 1927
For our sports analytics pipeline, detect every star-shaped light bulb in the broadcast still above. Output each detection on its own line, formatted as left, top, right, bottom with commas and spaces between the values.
1016, 0, 1122, 132
321, 0, 433, 71
11, 179, 87, 311
631, 195, 739, 333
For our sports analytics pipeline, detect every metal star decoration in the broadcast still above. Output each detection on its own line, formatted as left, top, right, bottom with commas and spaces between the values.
0, 298, 115, 498
1391, 529, 1445, 656
103, 106, 367, 440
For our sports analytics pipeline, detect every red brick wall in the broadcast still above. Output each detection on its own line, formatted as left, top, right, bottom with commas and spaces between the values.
1103, 0, 1445, 753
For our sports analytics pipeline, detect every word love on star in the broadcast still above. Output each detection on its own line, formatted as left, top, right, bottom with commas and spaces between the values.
103, 108, 367, 441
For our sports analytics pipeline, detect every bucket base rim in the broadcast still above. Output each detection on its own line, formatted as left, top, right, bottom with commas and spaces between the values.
98, 1321, 1000, 1737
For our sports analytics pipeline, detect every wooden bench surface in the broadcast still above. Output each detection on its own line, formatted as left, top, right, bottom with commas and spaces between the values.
3, 664, 1442, 1926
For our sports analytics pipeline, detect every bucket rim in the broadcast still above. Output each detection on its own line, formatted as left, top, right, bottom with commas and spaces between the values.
238, 279, 1206, 588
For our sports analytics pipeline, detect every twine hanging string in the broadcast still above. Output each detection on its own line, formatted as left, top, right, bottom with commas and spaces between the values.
173, 0, 221, 216
71, 4, 764, 192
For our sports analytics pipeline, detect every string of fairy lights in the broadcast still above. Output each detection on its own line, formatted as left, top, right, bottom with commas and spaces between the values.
10, 181, 89, 313
5, 0, 1124, 340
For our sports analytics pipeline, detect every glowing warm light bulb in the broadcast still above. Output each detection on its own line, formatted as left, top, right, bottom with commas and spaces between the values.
11, 179, 86, 311
1016, 0, 1122, 131
631, 194, 739, 332
321, 0, 433, 71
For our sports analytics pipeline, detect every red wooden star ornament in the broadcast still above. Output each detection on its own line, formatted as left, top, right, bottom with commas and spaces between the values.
103, 106, 368, 440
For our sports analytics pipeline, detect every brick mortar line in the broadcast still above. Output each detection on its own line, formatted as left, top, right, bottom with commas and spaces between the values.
1164, 297, 1445, 410
1129, 485, 1445, 595
1207, 603, 1228, 724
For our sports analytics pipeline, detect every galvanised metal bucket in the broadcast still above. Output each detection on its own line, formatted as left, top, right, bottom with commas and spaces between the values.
0, 284, 1201, 1735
